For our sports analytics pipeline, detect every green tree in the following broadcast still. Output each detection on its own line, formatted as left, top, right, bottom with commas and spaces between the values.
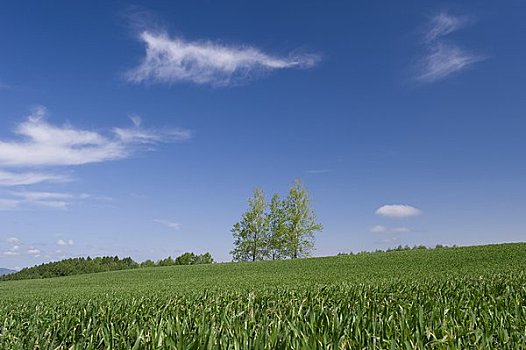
175, 252, 196, 265
282, 179, 323, 259
157, 256, 175, 266
140, 259, 156, 268
231, 187, 269, 262
193, 252, 214, 264
266, 193, 287, 260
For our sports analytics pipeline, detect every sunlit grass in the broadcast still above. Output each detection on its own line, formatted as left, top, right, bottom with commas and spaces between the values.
0, 243, 525, 349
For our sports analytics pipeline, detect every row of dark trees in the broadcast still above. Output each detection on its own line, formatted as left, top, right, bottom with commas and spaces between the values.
140, 252, 214, 267
231, 179, 322, 261
1, 252, 214, 281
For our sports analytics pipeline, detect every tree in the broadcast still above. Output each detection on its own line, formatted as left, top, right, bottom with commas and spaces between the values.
266, 193, 287, 260
141, 259, 156, 268
282, 179, 323, 259
230, 187, 269, 262
175, 252, 196, 265
193, 252, 214, 264
157, 256, 175, 266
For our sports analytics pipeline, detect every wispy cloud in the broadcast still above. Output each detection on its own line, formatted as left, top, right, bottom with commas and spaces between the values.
3, 251, 19, 256
424, 12, 470, 42
127, 31, 320, 86
10, 191, 73, 209
369, 225, 411, 233
57, 239, 74, 246
154, 219, 181, 230
377, 236, 402, 245
415, 12, 485, 83
376, 204, 421, 218
113, 115, 191, 144
0, 170, 71, 186
0, 190, 107, 210
0, 107, 190, 168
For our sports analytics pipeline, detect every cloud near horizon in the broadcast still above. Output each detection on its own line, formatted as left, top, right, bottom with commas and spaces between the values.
127, 31, 320, 86
375, 204, 421, 218
416, 12, 485, 83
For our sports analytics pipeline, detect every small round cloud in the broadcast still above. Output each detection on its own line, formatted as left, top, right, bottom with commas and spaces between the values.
376, 204, 421, 218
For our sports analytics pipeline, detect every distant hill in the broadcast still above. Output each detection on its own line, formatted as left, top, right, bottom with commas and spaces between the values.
0, 252, 214, 281
0, 268, 15, 276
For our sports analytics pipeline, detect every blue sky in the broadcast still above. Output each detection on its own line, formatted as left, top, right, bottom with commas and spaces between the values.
1, 1, 525, 269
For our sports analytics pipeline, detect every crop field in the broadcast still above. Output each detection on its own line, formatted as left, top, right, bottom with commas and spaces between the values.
0, 243, 525, 349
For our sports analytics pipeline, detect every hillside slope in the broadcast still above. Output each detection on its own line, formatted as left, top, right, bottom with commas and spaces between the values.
0, 243, 524, 349
0, 242, 524, 298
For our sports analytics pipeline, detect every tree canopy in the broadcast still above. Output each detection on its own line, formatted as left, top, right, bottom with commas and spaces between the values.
231, 179, 322, 261
1, 251, 214, 281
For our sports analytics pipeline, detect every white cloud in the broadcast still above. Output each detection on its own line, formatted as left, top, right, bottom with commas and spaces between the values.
0, 107, 190, 167
3, 191, 73, 210
369, 225, 388, 233
416, 43, 484, 83
3, 251, 19, 256
424, 12, 470, 42
415, 12, 485, 83
0, 190, 111, 210
154, 219, 181, 230
393, 226, 411, 233
27, 248, 40, 255
376, 204, 421, 218
127, 31, 320, 86
0, 170, 70, 186
57, 239, 74, 247
369, 225, 411, 233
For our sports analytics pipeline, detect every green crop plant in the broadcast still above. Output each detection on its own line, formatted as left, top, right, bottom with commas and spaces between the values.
0, 243, 525, 349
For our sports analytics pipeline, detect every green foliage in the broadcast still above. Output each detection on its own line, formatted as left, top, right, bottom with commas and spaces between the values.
231, 179, 322, 261
1, 252, 214, 281
175, 252, 215, 265
281, 179, 323, 258
267, 193, 287, 260
231, 187, 269, 262
0, 256, 138, 281
0, 243, 525, 348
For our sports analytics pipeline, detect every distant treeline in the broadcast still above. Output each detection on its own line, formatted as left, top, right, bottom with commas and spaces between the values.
338, 244, 457, 256
0, 252, 214, 281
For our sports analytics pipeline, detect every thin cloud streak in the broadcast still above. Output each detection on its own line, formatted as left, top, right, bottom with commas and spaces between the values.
127, 31, 320, 86
0, 190, 109, 210
154, 219, 181, 230
0, 170, 71, 186
424, 12, 470, 42
369, 225, 411, 233
415, 12, 485, 83
416, 43, 484, 83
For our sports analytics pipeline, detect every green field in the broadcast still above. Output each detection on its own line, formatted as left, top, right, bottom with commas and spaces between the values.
0, 243, 525, 349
